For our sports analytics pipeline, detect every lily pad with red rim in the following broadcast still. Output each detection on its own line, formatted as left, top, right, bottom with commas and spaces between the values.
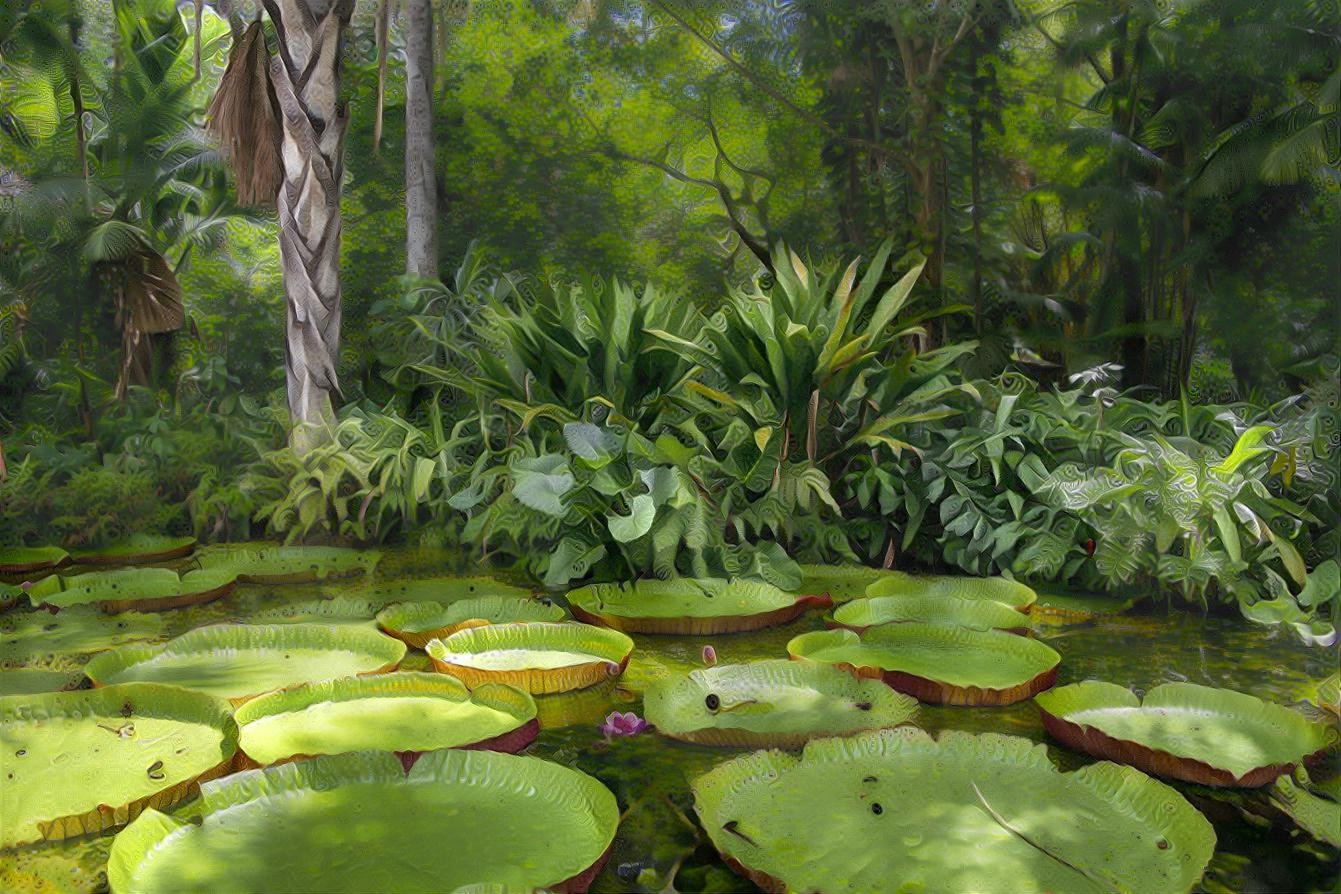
1, 683, 237, 848
787, 623, 1060, 706
26, 567, 236, 612
829, 593, 1030, 635
233, 672, 538, 766
1035, 681, 1339, 787
193, 544, 380, 584
0, 546, 70, 576
426, 622, 633, 695
70, 535, 196, 566
865, 571, 1038, 611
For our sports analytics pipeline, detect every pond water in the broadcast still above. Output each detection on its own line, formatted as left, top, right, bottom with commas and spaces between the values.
2, 547, 1337, 893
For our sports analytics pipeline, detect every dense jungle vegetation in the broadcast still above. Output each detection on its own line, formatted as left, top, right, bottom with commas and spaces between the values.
0, 0, 1337, 640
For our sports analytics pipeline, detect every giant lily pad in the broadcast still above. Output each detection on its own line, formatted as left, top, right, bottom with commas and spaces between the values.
1035, 681, 1338, 787
866, 572, 1038, 611
195, 544, 380, 584
250, 597, 380, 625
233, 672, 538, 766
0, 583, 22, 611
692, 727, 1214, 894
566, 579, 831, 635
427, 622, 633, 695
333, 575, 533, 607
0, 668, 84, 696
27, 567, 236, 612
378, 596, 566, 648
108, 748, 618, 893
1, 607, 165, 664
1030, 591, 1137, 626
84, 623, 406, 704
644, 659, 917, 748
1, 683, 237, 847
1313, 672, 1339, 718
787, 624, 1060, 705
829, 593, 1030, 635
0, 546, 70, 576
796, 564, 897, 603
71, 535, 196, 566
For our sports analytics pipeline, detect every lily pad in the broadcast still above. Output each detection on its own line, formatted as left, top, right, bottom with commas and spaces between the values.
566, 579, 831, 635
787, 624, 1060, 705
866, 571, 1038, 611
829, 593, 1030, 634
691, 727, 1215, 894
250, 597, 381, 625
1, 582, 26, 611
1031, 591, 1137, 626
108, 749, 618, 893
1035, 681, 1339, 787
1267, 774, 1341, 848
796, 564, 896, 603
427, 622, 633, 695
332, 575, 533, 607
195, 544, 380, 584
233, 672, 538, 766
0, 667, 84, 696
644, 659, 917, 748
1, 683, 237, 847
26, 567, 236, 612
1, 607, 165, 664
378, 596, 566, 648
70, 535, 196, 566
84, 623, 406, 705
0, 546, 71, 576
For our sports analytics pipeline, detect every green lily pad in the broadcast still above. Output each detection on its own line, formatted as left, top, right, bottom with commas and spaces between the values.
26, 567, 236, 612
829, 593, 1030, 634
70, 535, 196, 566
1267, 774, 1341, 848
332, 575, 533, 607
0, 546, 71, 575
787, 624, 1060, 705
233, 672, 538, 766
1, 607, 165, 664
426, 622, 633, 695
692, 728, 1215, 894
796, 564, 897, 603
1036, 681, 1339, 787
377, 596, 566, 648
108, 749, 618, 893
1031, 591, 1138, 626
84, 623, 406, 705
866, 571, 1038, 611
194, 544, 380, 584
644, 659, 917, 748
1, 683, 238, 847
0, 668, 84, 696
567, 578, 830, 635
250, 597, 381, 625
1, 582, 24, 611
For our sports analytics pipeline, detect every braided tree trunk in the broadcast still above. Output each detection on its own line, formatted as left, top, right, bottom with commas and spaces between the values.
264, 0, 353, 443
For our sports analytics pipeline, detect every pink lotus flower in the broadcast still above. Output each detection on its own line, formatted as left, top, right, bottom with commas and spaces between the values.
600, 711, 649, 741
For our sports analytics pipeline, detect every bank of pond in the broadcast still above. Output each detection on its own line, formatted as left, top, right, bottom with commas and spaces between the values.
0, 539, 1337, 893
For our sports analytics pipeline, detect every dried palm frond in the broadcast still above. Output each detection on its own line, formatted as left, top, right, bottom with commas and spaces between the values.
206, 19, 282, 206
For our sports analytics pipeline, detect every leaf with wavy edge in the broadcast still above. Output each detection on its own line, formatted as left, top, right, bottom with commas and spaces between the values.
108, 748, 618, 893
233, 672, 537, 765
692, 727, 1214, 894
567, 578, 830, 635
831, 593, 1030, 634
865, 571, 1038, 611
426, 622, 632, 694
645, 659, 916, 748
377, 596, 565, 648
1, 684, 237, 847
1036, 681, 1338, 786
84, 623, 405, 705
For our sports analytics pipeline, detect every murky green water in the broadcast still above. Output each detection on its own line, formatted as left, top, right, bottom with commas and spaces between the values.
3, 548, 1337, 893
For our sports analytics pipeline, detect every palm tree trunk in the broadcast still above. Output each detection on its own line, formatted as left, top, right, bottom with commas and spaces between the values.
263, 0, 353, 442
405, 0, 437, 278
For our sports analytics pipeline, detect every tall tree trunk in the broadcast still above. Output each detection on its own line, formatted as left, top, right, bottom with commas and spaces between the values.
265, 0, 353, 442
404, 0, 437, 278
372, 0, 389, 153
969, 37, 984, 334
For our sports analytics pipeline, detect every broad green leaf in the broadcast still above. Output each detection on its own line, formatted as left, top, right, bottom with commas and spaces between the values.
608, 495, 656, 542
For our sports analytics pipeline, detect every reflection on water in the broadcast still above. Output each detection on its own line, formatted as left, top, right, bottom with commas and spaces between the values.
1, 550, 1337, 893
